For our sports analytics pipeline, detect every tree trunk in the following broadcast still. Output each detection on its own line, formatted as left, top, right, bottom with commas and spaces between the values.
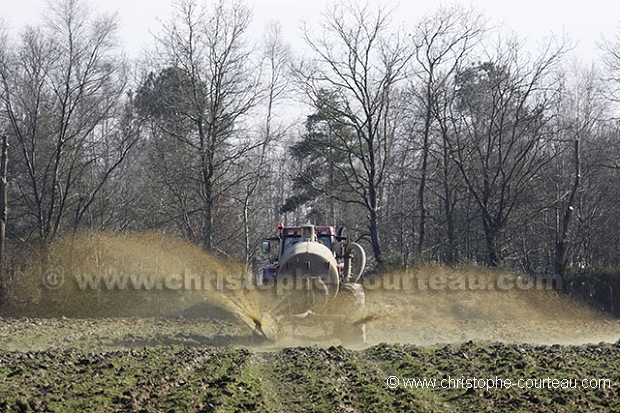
202, 171, 214, 252
555, 138, 580, 290
482, 215, 500, 266
441, 132, 456, 264
417, 111, 431, 259
0, 134, 7, 297
369, 207, 383, 267
0, 135, 8, 268
368, 183, 383, 266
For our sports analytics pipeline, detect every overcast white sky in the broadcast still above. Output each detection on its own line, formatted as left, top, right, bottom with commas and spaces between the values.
2, 0, 619, 62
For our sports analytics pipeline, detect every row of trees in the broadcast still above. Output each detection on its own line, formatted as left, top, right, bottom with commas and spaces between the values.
1, 0, 620, 283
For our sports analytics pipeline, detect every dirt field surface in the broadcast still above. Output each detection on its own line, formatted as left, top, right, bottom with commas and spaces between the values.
2, 286, 620, 412
2, 233, 620, 411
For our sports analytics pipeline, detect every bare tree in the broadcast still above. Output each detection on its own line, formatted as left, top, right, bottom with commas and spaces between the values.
139, 0, 262, 253
600, 29, 620, 101
409, 5, 486, 260
0, 25, 8, 270
0, 0, 131, 247
295, 1, 411, 266
0, 134, 8, 266
239, 21, 291, 267
448, 37, 566, 266
550, 63, 619, 273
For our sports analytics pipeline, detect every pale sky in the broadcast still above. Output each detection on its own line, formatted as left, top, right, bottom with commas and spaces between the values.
1, 0, 619, 62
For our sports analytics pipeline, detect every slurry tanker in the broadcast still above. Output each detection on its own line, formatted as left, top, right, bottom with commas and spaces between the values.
257, 224, 367, 344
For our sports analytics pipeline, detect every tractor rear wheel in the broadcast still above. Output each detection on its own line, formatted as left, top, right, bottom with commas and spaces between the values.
335, 282, 366, 345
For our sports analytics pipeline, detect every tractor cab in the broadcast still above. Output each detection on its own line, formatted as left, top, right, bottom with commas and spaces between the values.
259, 225, 339, 284
278, 225, 336, 255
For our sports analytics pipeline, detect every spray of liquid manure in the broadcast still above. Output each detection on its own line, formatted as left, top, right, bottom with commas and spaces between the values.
5, 231, 357, 345
5, 231, 283, 335
4, 232, 619, 347
361, 267, 620, 346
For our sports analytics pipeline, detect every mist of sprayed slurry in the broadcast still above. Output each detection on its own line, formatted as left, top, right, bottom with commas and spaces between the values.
5, 232, 619, 346
362, 269, 620, 346
207, 286, 283, 342
7, 231, 245, 318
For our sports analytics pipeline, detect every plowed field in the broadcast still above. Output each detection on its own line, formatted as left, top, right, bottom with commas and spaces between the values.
1, 232, 619, 411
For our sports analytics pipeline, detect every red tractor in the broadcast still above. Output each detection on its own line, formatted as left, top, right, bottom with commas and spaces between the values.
256, 224, 367, 344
